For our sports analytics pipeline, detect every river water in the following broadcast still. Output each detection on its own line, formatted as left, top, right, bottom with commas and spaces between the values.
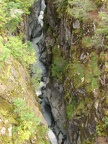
30, 0, 58, 143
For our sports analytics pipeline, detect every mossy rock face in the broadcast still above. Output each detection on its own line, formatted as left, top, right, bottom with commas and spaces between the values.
0, 98, 16, 143
0, 56, 49, 144
0, 56, 32, 100
65, 62, 84, 89
45, 0, 108, 143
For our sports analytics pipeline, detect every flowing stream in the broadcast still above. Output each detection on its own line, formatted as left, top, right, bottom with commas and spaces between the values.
29, 0, 58, 143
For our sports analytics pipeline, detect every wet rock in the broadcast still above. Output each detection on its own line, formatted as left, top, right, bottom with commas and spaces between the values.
39, 51, 47, 64
68, 122, 79, 144
47, 2, 56, 29
32, 23, 42, 38
38, 94, 43, 99
40, 100, 55, 127
38, 39, 46, 54
40, 51, 46, 59
45, 0, 108, 143
41, 0, 46, 11
48, 129, 58, 144
46, 83, 67, 140
41, 76, 47, 83
58, 132, 64, 144
54, 82, 64, 93
73, 20, 80, 29
27, 0, 41, 39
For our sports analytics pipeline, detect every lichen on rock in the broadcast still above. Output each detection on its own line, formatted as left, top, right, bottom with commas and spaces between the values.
44, 0, 108, 143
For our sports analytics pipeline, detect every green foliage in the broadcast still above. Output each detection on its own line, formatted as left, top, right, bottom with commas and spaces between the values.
0, 36, 35, 67
82, 36, 93, 48
54, 0, 68, 17
97, 12, 108, 36
51, 46, 66, 81
65, 51, 100, 92
13, 98, 47, 143
14, 0, 34, 14
36, 125, 49, 144
55, 0, 96, 19
52, 56, 66, 81
105, 116, 108, 126
66, 62, 84, 88
55, 0, 67, 8
96, 117, 108, 136
94, 11, 108, 46
65, 96, 77, 119
91, 54, 100, 77
66, 0, 96, 19
0, 0, 36, 71
96, 123, 107, 136
0, 0, 34, 31
95, 0, 103, 7
6, 37, 35, 66
30, 65, 42, 89
84, 53, 100, 92
92, 11, 108, 49
91, 78, 99, 90
0, 1, 7, 28
0, 36, 10, 62
0, 0, 48, 143
0, 0, 36, 68
0, 0, 21, 31
84, 64, 93, 84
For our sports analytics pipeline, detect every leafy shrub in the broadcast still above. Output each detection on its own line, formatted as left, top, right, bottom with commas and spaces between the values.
0, 36, 35, 67
0, 0, 36, 68
14, 0, 34, 14
13, 98, 47, 143
0, 1, 7, 28
0, 36, 10, 62
0, 0, 34, 31
0, 1, 21, 31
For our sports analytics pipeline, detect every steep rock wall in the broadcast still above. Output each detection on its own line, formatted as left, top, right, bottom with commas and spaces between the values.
45, 0, 108, 144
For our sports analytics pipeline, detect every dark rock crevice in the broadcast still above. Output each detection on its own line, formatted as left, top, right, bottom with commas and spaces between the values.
28, 0, 68, 143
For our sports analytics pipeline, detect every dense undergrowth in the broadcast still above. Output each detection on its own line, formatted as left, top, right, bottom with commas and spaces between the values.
13, 98, 48, 143
0, 0, 36, 68
0, 0, 34, 30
